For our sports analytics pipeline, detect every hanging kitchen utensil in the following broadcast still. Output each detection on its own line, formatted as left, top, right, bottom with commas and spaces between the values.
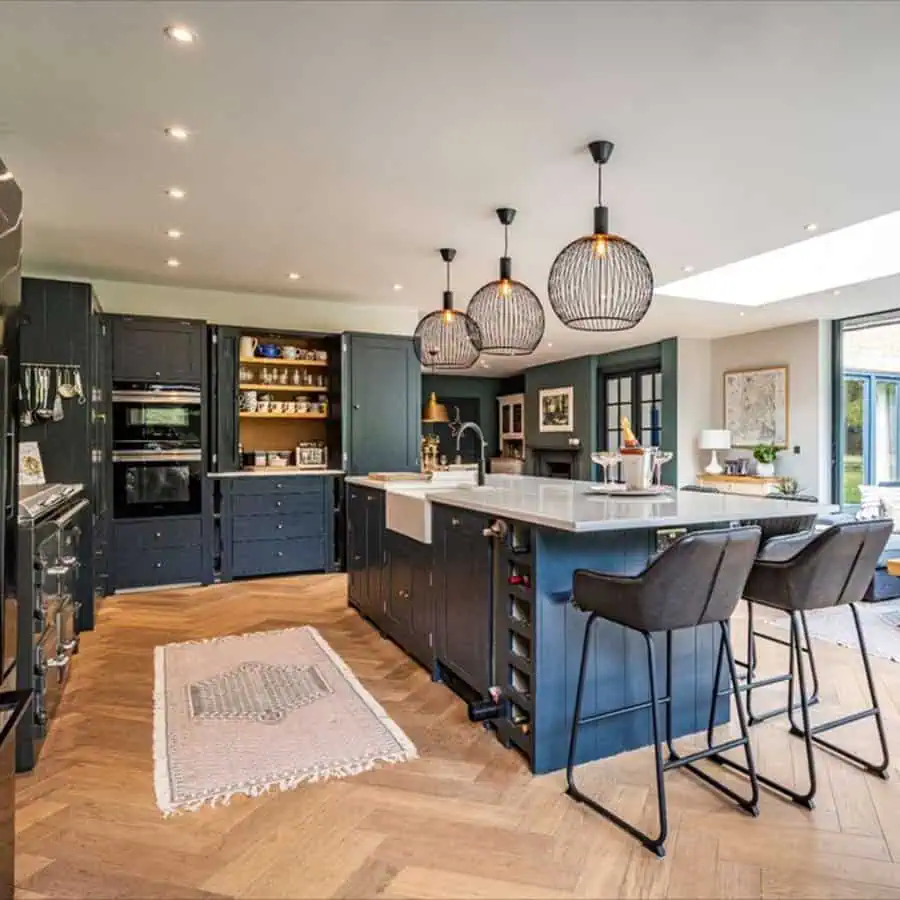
58, 366, 77, 399
73, 367, 86, 404
52, 370, 64, 422
19, 368, 33, 427
35, 368, 53, 420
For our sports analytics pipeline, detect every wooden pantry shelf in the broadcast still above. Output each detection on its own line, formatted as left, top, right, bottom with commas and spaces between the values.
240, 357, 328, 368
239, 383, 328, 392
239, 412, 328, 420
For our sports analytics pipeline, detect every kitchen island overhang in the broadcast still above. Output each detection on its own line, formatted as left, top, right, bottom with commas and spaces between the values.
345, 474, 836, 774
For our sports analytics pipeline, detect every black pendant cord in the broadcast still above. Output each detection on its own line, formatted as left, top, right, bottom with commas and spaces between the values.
443, 256, 453, 312
499, 219, 513, 281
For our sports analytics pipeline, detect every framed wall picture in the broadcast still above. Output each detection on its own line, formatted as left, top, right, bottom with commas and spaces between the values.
724, 365, 789, 448
538, 386, 574, 433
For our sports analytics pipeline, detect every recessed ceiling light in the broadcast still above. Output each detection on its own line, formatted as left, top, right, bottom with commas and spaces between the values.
547, 342, 553, 348
833, 289, 841, 296
288, 272, 301, 280
165, 126, 190, 141
164, 25, 196, 44
656, 209, 900, 307
166, 229, 183, 239
805, 223, 818, 232
392, 283, 403, 292
682, 265, 695, 273
166, 258, 181, 268
166, 187, 186, 199
739, 312, 745, 317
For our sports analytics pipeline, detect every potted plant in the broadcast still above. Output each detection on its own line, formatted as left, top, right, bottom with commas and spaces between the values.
752, 443, 778, 477
773, 476, 800, 496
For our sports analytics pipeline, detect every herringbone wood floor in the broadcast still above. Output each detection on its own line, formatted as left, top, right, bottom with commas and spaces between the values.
13, 574, 900, 899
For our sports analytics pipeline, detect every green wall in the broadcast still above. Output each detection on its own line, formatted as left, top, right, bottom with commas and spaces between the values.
524, 355, 597, 479
421, 374, 504, 456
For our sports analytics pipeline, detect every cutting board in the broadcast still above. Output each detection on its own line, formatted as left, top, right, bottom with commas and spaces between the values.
368, 472, 431, 482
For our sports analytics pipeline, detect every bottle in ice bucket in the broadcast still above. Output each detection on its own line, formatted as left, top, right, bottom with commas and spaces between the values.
620, 417, 654, 488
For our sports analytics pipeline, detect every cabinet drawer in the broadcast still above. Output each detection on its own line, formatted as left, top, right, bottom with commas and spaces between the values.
232, 512, 324, 543
231, 537, 326, 578
114, 547, 203, 590
232, 492, 324, 518
229, 477, 325, 497
115, 518, 202, 552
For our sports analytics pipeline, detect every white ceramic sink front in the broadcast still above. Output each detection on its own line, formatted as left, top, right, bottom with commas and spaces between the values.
384, 472, 478, 543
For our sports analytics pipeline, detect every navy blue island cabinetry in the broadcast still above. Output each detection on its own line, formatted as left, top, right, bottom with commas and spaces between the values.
345, 475, 834, 775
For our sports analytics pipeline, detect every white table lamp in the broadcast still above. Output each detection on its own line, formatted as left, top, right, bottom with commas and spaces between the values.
699, 429, 731, 475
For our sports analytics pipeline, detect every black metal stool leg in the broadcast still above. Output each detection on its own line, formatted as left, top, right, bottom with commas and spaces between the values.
787, 603, 891, 780
712, 612, 818, 808
567, 623, 669, 857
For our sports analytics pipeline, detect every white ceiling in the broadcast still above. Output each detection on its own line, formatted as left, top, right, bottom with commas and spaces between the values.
1, 0, 900, 374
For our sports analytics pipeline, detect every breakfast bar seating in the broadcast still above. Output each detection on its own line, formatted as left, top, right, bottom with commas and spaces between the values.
713, 519, 893, 809
566, 525, 762, 858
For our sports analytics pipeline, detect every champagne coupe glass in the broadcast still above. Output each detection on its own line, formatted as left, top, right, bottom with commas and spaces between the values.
591, 451, 622, 485
654, 451, 674, 487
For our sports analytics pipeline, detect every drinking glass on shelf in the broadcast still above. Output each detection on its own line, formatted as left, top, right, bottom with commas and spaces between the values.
591, 451, 622, 485
261, 367, 272, 385
653, 451, 674, 487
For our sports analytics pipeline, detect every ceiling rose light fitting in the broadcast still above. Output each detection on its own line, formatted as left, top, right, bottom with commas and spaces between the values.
164, 25, 196, 43
548, 140, 653, 331
165, 126, 190, 141
413, 248, 482, 370
467, 207, 545, 356
166, 187, 186, 199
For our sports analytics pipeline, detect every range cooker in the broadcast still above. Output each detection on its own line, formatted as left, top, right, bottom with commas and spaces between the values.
15, 483, 88, 771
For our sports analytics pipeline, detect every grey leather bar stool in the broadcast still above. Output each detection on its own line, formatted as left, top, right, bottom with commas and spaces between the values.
566, 525, 762, 858
712, 519, 892, 809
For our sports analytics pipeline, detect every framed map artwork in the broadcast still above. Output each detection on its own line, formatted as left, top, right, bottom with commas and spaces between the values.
723, 365, 789, 448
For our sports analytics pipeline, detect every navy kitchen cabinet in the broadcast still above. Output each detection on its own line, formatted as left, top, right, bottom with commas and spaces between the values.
209, 326, 240, 473
433, 504, 492, 696
219, 475, 332, 580
384, 530, 434, 669
342, 334, 420, 475
112, 516, 208, 590
345, 484, 385, 624
111, 315, 205, 384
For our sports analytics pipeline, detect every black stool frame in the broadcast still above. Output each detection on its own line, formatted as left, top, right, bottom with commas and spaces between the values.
566, 616, 759, 858
710, 603, 890, 808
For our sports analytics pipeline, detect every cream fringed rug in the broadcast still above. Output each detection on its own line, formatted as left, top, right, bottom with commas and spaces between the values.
153, 626, 417, 815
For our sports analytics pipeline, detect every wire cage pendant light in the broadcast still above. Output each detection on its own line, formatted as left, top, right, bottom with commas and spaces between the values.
467, 208, 545, 356
548, 140, 654, 332
413, 248, 483, 370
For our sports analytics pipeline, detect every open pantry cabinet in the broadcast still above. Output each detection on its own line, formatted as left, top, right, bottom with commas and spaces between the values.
210, 327, 343, 473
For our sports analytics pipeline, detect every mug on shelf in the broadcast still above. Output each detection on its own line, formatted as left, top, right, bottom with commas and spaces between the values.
297, 399, 310, 414
272, 399, 284, 414
239, 336, 258, 358
285, 400, 297, 413
258, 396, 271, 413
315, 350, 328, 362
282, 346, 298, 360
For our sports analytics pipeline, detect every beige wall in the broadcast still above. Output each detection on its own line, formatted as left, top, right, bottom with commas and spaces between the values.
676, 337, 713, 485
707, 320, 832, 499
29, 274, 421, 335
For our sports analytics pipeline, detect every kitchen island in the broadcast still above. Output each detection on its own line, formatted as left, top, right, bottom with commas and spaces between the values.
345, 474, 836, 774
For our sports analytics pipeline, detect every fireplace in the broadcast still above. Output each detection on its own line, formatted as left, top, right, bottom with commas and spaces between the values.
531, 447, 580, 480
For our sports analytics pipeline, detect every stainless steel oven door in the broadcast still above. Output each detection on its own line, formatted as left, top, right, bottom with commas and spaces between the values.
112, 451, 203, 519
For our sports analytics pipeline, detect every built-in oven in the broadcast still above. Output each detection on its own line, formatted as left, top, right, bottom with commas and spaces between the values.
112, 449, 203, 519
112, 385, 202, 451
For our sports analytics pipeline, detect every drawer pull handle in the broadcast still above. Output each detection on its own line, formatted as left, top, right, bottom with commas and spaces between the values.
276, 483, 283, 489
277, 523, 284, 529
451, 517, 460, 527
276, 501, 282, 508
276, 551, 284, 557
155, 532, 161, 539
154, 562, 162, 569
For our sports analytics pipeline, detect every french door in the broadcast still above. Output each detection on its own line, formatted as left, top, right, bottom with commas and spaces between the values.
603, 368, 663, 452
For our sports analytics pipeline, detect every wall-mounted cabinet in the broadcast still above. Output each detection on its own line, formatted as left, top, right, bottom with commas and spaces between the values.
112, 316, 205, 384
498, 392, 525, 461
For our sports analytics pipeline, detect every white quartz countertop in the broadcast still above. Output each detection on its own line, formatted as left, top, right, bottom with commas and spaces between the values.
402, 474, 838, 533
209, 469, 344, 478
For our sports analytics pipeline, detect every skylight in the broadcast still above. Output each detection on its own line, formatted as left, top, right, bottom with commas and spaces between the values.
656, 210, 900, 306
